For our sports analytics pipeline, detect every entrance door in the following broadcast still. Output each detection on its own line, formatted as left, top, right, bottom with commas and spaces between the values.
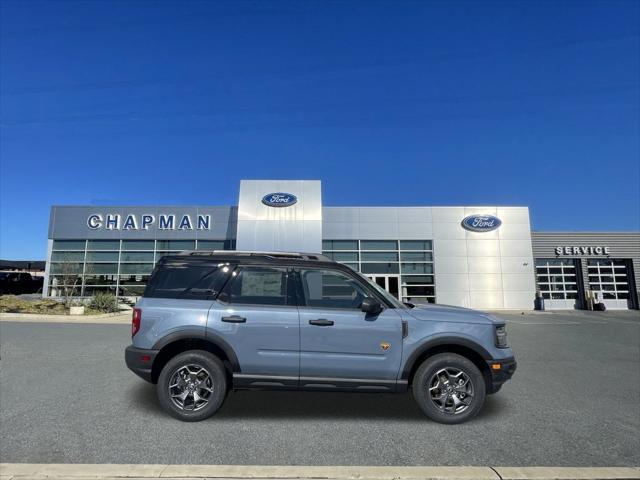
367, 275, 400, 300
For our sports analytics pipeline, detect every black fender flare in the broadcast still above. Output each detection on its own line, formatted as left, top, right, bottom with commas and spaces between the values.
152, 328, 241, 372
401, 336, 491, 381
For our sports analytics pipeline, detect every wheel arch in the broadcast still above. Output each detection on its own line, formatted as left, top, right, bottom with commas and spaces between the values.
150, 330, 240, 384
402, 337, 492, 390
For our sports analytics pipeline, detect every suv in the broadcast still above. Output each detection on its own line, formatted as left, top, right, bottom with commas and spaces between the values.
125, 251, 516, 424
0, 272, 38, 295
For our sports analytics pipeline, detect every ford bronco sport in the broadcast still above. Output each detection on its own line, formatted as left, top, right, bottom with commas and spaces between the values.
125, 251, 516, 424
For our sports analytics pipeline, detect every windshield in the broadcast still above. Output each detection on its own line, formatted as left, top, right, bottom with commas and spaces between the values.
355, 271, 406, 309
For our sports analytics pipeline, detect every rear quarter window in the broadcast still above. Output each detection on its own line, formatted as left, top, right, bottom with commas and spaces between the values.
144, 261, 233, 300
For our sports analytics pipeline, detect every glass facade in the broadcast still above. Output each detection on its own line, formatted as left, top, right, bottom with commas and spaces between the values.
48, 239, 235, 297
322, 239, 436, 304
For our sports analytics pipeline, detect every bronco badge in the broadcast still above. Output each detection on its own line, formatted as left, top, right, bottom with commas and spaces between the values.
380, 342, 391, 351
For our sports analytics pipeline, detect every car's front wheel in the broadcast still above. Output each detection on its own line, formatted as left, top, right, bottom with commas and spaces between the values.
412, 353, 486, 424
156, 350, 227, 422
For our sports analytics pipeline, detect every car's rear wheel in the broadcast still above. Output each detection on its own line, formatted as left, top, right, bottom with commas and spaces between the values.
412, 353, 486, 424
157, 350, 227, 422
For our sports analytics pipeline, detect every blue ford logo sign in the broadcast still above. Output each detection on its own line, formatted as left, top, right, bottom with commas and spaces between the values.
261, 192, 298, 207
461, 214, 502, 232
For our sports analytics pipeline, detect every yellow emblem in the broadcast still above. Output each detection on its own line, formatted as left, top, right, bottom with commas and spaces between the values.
380, 342, 391, 351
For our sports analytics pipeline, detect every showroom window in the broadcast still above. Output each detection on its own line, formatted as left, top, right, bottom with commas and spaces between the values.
48, 238, 235, 297
322, 239, 435, 304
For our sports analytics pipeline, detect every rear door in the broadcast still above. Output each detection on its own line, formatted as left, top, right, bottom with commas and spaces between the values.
296, 267, 403, 390
207, 265, 300, 388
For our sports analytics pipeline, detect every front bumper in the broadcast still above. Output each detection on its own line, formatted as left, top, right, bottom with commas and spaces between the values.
486, 357, 517, 394
125, 345, 159, 383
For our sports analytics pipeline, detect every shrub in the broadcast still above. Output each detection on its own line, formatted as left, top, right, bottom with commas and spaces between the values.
89, 293, 119, 313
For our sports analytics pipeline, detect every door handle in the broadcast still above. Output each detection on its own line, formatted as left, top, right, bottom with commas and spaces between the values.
309, 319, 334, 326
222, 315, 246, 323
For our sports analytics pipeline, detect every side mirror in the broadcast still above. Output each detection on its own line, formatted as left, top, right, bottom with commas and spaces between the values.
361, 297, 383, 315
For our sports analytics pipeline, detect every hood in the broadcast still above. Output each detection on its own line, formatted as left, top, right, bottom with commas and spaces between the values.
406, 303, 500, 325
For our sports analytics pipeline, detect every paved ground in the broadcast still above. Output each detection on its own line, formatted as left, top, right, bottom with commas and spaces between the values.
0, 311, 638, 466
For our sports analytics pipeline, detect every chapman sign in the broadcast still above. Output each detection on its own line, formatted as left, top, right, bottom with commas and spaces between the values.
87, 213, 211, 231
555, 246, 611, 256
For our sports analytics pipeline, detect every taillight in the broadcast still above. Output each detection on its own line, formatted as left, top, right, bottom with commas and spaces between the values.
132, 308, 141, 337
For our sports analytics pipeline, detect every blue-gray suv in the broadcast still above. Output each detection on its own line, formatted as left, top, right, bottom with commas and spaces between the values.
125, 251, 516, 424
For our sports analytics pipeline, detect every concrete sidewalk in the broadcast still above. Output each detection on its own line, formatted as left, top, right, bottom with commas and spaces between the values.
1, 464, 639, 480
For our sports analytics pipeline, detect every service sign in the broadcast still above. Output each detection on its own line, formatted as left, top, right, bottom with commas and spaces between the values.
261, 193, 298, 207
555, 246, 611, 256
461, 214, 502, 232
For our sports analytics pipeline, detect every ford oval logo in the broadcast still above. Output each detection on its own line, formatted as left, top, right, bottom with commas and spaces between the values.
461, 214, 502, 232
261, 192, 298, 207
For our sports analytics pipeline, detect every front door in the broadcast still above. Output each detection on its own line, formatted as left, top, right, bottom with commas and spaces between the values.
207, 265, 299, 388
367, 275, 400, 300
296, 267, 403, 390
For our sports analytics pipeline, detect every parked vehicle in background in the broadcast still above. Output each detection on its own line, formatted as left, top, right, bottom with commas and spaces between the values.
0, 272, 42, 295
125, 251, 516, 424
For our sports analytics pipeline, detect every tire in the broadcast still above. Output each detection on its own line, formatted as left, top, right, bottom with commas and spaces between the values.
412, 353, 486, 424
156, 350, 228, 422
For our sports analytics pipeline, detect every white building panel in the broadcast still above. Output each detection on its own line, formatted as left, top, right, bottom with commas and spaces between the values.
469, 273, 503, 292
467, 239, 501, 257
433, 239, 468, 257
358, 222, 399, 239
435, 274, 470, 292
467, 257, 502, 274
470, 291, 504, 309
435, 256, 469, 274
397, 222, 433, 239
500, 257, 535, 274
432, 222, 467, 240
358, 207, 398, 223
397, 207, 433, 223
237, 180, 322, 253
432, 207, 465, 222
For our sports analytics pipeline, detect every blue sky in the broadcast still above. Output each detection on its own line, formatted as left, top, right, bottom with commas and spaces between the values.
1, 0, 638, 260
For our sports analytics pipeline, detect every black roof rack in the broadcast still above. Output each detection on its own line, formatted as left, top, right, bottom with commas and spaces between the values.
177, 250, 333, 262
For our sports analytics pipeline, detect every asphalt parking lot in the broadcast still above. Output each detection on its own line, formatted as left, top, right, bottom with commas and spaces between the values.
0, 310, 638, 466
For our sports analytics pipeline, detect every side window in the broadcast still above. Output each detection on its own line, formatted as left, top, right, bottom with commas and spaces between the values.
144, 262, 232, 299
224, 266, 289, 306
300, 268, 368, 309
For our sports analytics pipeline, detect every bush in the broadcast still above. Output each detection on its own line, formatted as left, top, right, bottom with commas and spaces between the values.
89, 293, 119, 313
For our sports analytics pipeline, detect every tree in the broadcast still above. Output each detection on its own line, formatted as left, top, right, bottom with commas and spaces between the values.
51, 254, 83, 307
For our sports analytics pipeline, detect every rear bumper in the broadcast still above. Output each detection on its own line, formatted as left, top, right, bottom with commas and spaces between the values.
487, 357, 517, 394
125, 345, 158, 383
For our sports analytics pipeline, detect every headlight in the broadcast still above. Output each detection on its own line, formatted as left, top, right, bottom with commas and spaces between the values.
495, 325, 508, 348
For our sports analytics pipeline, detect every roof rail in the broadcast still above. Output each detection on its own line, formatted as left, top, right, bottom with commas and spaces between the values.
177, 250, 333, 262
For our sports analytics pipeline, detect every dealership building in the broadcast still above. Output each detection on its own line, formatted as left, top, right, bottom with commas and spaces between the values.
44, 180, 640, 311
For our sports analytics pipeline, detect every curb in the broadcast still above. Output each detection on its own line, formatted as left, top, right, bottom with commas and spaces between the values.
0, 312, 131, 324
1, 464, 639, 480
